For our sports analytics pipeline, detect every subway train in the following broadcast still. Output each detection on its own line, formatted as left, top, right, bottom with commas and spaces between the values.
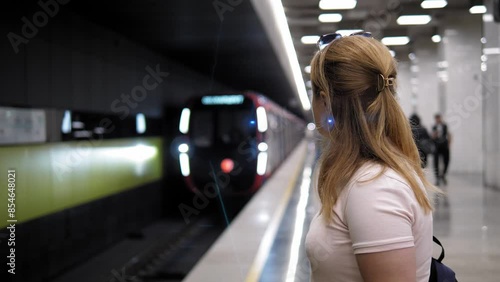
177, 92, 305, 195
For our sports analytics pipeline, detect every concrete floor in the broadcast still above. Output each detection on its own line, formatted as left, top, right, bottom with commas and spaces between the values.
259, 168, 500, 282
433, 173, 500, 282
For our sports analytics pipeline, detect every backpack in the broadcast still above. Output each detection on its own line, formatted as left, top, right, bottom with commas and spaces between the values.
429, 236, 458, 282
419, 138, 436, 155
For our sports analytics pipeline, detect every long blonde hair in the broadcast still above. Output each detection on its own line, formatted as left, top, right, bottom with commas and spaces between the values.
310, 35, 438, 221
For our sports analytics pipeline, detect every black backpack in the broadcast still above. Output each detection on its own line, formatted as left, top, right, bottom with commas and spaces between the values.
429, 236, 458, 282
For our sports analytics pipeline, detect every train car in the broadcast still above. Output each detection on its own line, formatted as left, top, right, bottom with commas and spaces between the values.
177, 92, 305, 195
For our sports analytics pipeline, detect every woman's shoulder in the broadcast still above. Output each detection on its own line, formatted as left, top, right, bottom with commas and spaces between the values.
349, 162, 415, 193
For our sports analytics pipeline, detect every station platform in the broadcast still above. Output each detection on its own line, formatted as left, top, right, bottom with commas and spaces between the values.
184, 140, 500, 282
50, 139, 500, 282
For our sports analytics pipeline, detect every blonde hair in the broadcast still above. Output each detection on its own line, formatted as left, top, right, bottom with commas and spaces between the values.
310, 35, 438, 221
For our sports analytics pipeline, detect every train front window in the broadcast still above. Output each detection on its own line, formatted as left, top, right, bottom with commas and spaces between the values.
218, 109, 255, 146
190, 105, 256, 149
191, 111, 214, 147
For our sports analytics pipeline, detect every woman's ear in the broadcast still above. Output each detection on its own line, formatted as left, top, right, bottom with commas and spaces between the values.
319, 91, 330, 109
313, 91, 334, 136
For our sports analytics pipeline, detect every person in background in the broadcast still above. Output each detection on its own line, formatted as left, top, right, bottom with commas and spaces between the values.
432, 114, 451, 186
410, 114, 433, 168
306, 32, 439, 282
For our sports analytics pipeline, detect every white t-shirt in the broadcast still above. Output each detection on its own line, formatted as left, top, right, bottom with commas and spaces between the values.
305, 162, 433, 282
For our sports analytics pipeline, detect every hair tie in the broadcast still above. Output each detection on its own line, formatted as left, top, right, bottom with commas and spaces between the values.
377, 74, 394, 92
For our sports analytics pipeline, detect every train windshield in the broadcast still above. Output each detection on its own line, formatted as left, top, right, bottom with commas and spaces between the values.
190, 106, 256, 148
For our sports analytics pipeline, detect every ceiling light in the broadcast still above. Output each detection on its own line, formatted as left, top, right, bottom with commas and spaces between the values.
319, 0, 357, 10
389, 50, 396, 57
301, 35, 320, 44
397, 15, 432, 25
268, 0, 311, 110
304, 65, 311, 73
421, 0, 447, 9
335, 29, 363, 36
318, 13, 342, 23
470, 5, 487, 14
483, 47, 500, 55
381, 36, 410, 46
432, 34, 442, 43
483, 14, 494, 22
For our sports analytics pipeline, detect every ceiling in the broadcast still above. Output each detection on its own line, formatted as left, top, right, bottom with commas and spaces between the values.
67, 0, 303, 116
4, 0, 477, 119
282, 0, 473, 85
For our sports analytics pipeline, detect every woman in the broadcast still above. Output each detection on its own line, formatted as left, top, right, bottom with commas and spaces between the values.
305, 32, 438, 282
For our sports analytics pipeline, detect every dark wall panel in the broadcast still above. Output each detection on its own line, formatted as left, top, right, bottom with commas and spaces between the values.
0, 8, 232, 117
0, 19, 27, 106
0, 181, 163, 282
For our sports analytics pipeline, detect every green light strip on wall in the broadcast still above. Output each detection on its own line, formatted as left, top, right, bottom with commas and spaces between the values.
0, 137, 163, 229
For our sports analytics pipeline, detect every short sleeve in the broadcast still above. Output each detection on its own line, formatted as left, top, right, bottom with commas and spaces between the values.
344, 173, 416, 255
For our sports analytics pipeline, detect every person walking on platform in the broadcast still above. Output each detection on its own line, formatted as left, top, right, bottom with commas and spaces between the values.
431, 114, 451, 186
410, 114, 433, 168
305, 32, 440, 282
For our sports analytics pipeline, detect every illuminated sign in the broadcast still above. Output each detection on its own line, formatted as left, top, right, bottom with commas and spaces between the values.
201, 95, 245, 105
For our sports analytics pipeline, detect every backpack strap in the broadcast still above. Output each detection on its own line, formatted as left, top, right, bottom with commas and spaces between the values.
433, 236, 445, 262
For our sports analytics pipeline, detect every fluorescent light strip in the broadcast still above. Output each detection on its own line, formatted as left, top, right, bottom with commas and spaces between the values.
397, 15, 432, 25
318, 13, 342, 23
319, 0, 357, 10
483, 14, 494, 22
285, 166, 312, 282
421, 0, 447, 9
301, 35, 320, 45
381, 36, 410, 46
483, 47, 500, 55
256, 152, 268, 176
470, 5, 487, 14
256, 106, 268, 132
269, 1, 311, 110
103, 144, 158, 162
179, 153, 190, 176
179, 108, 191, 134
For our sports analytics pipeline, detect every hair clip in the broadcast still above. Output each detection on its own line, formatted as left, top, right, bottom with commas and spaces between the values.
377, 74, 395, 92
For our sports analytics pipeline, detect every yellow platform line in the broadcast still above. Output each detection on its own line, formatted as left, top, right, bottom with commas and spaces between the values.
245, 143, 308, 282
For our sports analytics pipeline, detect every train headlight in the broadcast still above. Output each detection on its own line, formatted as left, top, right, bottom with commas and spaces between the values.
258, 142, 268, 152
257, 152, 268, 176
256, 107, 268, 132
179, 153, 190, 177
221, 158, 234, 174
179, 108, 191, 134
178, 143, 189, 153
